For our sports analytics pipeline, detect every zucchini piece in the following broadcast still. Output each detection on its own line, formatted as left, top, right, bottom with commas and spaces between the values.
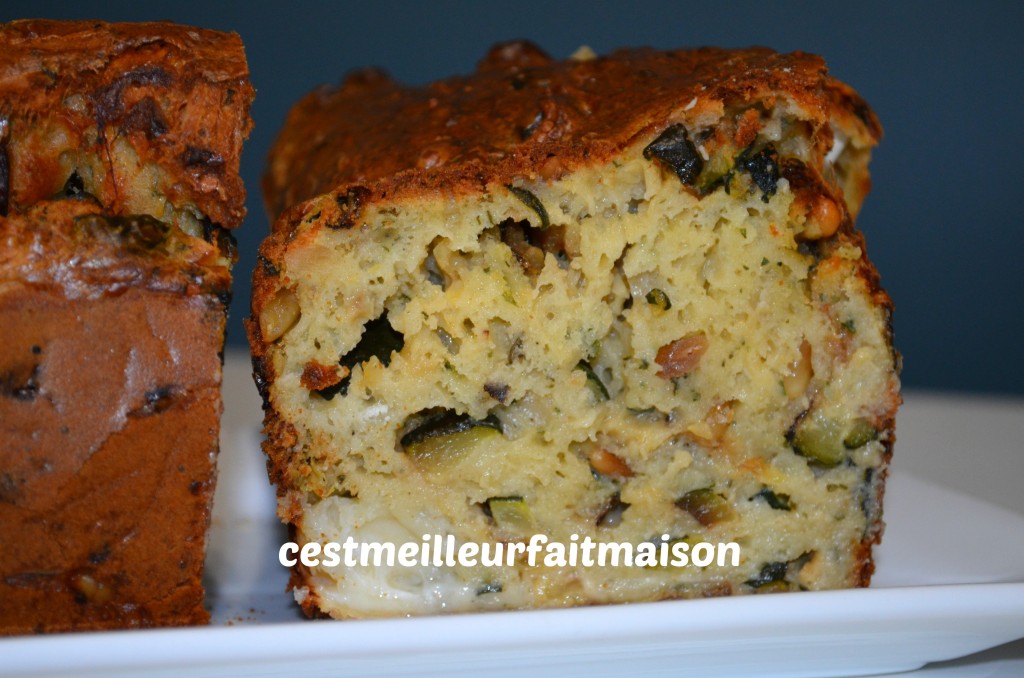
746, 554, 810, 592
487, 496, 535, 535
506, 185, 550, 228
745, 560, 789, 589
645, 288, 672, 310
789, 411, 846, 467
643, 124, 704, 186
752, 488, 792, 511
676, 488, 734, 527
576, 360, 610, 401
400, 410, 502, 468
735, 142, 780, 203
843, 417, 879, 449
751, 580, 793, 594
696, 148, 737, 196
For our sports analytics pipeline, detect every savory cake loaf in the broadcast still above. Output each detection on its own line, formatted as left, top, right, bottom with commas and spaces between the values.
0, 20, 253, 633
252, 42, 900, 618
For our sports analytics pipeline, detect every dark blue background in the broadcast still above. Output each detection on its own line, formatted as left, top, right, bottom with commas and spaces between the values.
4, 1, 1022, 395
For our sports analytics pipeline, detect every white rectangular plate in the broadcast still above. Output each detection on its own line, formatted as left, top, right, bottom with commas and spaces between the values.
4, 355, 1024, 677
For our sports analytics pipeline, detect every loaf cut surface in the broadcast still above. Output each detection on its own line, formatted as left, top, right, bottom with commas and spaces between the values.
0, 19, 253, 634
252, 42, 900, 618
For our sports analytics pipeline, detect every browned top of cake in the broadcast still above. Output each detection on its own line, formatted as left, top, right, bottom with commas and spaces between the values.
0, 19, 253, 228
264, 41, 881, 221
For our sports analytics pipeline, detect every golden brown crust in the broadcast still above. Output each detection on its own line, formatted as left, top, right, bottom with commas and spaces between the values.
263, 41, 880, 221
0, 282, 224, 633
245, 312, 301, 512
0, 19, 253, 228
0, 207, 232, 636
0, 21, 252, 634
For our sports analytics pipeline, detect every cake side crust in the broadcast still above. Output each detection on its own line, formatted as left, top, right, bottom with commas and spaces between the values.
0, 284, 224, 633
